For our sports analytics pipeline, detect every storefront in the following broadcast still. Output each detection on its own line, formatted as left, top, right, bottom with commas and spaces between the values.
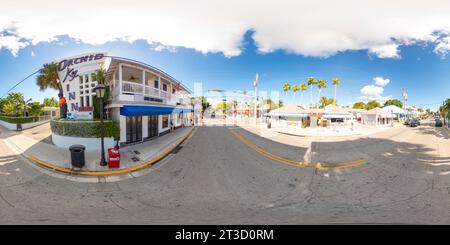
54, 52, 196, 148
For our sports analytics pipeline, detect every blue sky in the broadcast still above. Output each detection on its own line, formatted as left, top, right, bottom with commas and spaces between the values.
0, 32, 448, 110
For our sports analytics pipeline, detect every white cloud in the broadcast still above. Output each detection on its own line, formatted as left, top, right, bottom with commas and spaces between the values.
373, 77, 390, 87
1, 1, 450, 58
368, 44, 400, 59
434, 36, 450, 57
360, 85, 384, 98
0, 34, 28, 57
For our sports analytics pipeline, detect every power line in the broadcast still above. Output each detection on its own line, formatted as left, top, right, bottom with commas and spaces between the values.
1, 69, 40, 99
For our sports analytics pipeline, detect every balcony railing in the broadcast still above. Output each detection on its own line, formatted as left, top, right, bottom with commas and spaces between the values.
116, 80, 189, 105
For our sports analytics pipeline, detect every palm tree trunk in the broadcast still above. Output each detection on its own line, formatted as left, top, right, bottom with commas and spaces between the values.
310, 85, 313, 106
334, 86, 337, 105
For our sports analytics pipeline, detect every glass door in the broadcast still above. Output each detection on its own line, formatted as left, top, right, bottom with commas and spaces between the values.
147, 115, 159, 138
126, 116, 142, 143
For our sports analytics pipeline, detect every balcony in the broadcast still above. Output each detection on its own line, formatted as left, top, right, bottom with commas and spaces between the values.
112, 80, 191, 106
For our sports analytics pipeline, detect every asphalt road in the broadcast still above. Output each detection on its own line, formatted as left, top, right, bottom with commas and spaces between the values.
0, 120, 449, 224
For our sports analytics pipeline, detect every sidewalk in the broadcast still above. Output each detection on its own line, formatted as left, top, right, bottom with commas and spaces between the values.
3, 125, 195, 175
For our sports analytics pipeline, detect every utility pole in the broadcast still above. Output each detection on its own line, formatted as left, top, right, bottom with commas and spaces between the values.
402, 88, 408, 117
253, 73, 259, 125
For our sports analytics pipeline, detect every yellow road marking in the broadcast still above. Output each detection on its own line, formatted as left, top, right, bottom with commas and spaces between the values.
25, 127, 196, 177
229, 128, 367, 170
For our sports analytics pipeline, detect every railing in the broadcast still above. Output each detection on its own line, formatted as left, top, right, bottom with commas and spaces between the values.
119, 81, 192, 104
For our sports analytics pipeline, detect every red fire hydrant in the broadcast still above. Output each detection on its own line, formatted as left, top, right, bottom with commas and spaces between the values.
107, 147, 120, 168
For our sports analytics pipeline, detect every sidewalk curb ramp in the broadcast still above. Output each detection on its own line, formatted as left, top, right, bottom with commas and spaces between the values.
23, 127, 196, 177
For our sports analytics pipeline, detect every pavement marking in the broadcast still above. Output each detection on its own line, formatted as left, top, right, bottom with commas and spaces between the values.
229, 128, 367, 170
23, 127, 197, 177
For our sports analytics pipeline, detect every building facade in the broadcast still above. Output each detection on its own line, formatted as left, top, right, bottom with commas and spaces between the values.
56, 52, 196, 146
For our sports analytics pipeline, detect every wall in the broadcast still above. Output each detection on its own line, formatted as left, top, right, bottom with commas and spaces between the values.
52, 133, 115, 151
0, 119, 51, 131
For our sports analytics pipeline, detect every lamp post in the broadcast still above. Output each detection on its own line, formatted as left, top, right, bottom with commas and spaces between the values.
191, 97, 196, 126
94, 84, 107, 166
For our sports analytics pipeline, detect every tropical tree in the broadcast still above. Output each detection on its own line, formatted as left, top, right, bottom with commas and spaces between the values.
2, 102, 18, 116
299, 83, 307, 106
20, 98, 32, 117
278, 100, 283, 108
36, 62, 63, 115
332, 78, 340, 104
353, 102, 366, 109
199, 96, 211, 118
27, 102, 44, 117
263, 99, 276, 112
307, 77, 317, 106
319, 96, 335, 108
365, 100, 381, 110
36, 63, 62, 96
292, 85, 299, 102
43, 97, 59, 107
282, 83, 291, 103
384, 99, 403, 108
92, 68, 111, 119
317, 79, 327, 107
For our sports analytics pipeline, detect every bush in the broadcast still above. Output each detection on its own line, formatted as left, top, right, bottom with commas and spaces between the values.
51, 120, 120, 140
0, 116, 37, 124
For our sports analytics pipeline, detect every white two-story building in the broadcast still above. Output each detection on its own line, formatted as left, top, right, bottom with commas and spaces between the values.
57, 53, 196, 146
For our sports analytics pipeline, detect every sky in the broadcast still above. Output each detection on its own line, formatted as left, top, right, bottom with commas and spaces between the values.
0, 0, 450, 110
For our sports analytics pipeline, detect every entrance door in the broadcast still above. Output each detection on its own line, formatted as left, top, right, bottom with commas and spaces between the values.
147, 115, 159, 138
126, 116, 142, 143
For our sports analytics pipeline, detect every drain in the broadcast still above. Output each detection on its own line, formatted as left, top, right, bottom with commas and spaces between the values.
131, 157, 140, 162
133, 150, 141, 155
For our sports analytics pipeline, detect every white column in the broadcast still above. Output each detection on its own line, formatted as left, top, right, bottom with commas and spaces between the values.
142, 70, 146, 95
142, 116, 148, 139
119, 63, 123, 93
158, 76, 161, 98
120, 115, 126, 143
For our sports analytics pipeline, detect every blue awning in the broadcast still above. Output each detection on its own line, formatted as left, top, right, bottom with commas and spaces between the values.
120, 106, 192, 117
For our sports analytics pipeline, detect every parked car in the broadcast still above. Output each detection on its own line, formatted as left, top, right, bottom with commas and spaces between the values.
409, 119, 419, 127
435, 119, 443, 127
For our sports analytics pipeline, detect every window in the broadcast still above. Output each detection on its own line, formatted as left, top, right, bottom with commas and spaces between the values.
331, 118, 344, 123
162, 115, 169, 128
162, 84, 167, 91
173, 88, 176, 94
80, 76, 84, 84
86, 96, 90, 107
154, 80, 159, 89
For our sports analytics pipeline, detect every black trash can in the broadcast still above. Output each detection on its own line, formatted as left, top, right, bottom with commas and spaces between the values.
69, 145, 86, 168
16, 123, 22, 131
267, 122, 271, 129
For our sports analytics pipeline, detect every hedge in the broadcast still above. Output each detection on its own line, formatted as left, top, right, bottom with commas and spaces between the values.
0, 116, 37, 124
51, 120, 120, 140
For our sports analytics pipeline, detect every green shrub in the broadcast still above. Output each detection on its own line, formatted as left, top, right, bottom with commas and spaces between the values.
51, 120, 120, 140
0, 116, 37, 124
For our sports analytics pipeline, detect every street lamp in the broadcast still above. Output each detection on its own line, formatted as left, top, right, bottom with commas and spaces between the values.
190, 97, 196, 126
94, 83, 107, 166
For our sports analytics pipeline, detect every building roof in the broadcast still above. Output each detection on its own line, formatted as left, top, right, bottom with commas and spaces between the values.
363, 107, 394, 117
382, 105, 405, 114
267, 104, 308, 117
324, 104, 352, 115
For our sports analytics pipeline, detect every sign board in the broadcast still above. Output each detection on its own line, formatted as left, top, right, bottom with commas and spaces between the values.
56, 52, 111, 114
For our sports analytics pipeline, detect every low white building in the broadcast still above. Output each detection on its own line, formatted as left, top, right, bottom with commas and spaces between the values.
361, 108, 394, 126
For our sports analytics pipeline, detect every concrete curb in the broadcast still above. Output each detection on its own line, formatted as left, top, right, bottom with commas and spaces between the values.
229, 128, 368, 170
24, 127, 196, 177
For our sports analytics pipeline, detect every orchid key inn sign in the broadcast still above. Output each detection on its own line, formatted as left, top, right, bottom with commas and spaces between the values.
56, 52, 111, 114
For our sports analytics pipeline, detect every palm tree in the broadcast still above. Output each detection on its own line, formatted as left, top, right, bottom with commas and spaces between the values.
36, 63, 62, 96
317, 79, 327, 107
307, 77, 317, 106
300, 83, 307, 106
292, 85, 299, 103
332, 78, 340, 105
282, 82, 291, 104
92, 68, 110, 119
36, 62, 63, 116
